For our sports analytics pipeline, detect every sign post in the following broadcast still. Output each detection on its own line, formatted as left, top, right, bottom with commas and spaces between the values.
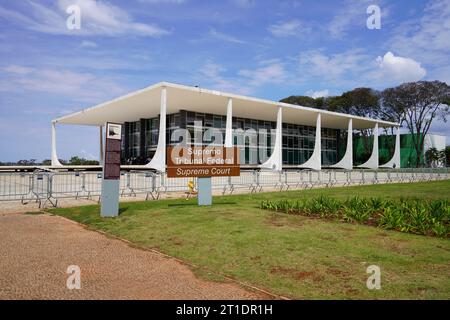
167, 146, 240, 206
197, 177, 212, 206
100, 123, 122, 217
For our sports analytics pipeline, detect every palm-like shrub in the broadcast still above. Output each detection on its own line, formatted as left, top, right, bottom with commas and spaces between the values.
261, 196, 449, 238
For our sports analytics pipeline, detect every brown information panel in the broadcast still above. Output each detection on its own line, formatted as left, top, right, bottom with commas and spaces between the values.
103, 123, 122, 180
167, 146, 240, 178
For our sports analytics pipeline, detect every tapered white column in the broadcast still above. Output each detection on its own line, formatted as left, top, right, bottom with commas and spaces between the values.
358, 122, 379, 169
298, 113, 321, 171
146, 86, 167, 172
225, 98, 233, 147
331, 118, 353, 170
51, 121, 62, 166
99, 125, 104, 166
260, 106, 283, 171
380, 126, 401, 169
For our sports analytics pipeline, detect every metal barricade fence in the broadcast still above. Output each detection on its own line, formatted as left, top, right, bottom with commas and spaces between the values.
1, 168, 449, 207
129, 171, 161, 200
256, 170, 282, 192
0, 172, 34, 202
211, 176, 231, 194
323, 170, 337, 187
161, 174, 192, 193
227, 170, 257, 194
50, 172, 84, 199
83, 172, 103, 198
284, 171, 303, 189
335, 170, 350, 185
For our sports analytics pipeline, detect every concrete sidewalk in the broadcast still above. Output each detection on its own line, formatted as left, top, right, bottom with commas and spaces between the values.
0, 212, 268, 300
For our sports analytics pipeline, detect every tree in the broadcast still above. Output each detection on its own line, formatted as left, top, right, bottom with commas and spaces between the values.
380, 87, 407, 128
17, 159, 36, 166
281, 88, 381, 161
68, 156, 99, 165
332, 88, 380, 118
425, 147, 444, 168
280, 96, 324, 109
329, 88, 380, 157
445, 146, 450, 167
381, 81, 450, 167
41, 159, 51, 166
380, 87, 408, 156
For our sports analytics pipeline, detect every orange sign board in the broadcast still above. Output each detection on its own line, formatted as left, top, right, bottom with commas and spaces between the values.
167, 146, 240, 178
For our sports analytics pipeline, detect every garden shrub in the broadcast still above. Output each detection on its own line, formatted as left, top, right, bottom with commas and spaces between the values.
261, 196, 449, 238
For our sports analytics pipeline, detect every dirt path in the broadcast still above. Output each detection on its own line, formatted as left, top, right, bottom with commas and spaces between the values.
0, 212, 268, 300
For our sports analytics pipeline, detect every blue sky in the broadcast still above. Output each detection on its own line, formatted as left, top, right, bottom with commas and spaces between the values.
0, 0, 449, 162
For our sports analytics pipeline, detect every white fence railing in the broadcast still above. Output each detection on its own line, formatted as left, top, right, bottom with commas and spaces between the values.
0, 168, 448, 208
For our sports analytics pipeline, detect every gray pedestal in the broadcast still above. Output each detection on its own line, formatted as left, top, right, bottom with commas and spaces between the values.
197, 177, 212, 206
100, 179, 120, 217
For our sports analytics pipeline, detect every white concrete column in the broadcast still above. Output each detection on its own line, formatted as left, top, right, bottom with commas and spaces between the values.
358, 123, 379, 169
298, 113, 321, 171
331, 118, 353, 170
51, 121, 62, 166
145, 86, 167, 172
260, 106, 283, 171
99, 125, 104, 166
380, 126, 401, 169
225, 97, 233, 147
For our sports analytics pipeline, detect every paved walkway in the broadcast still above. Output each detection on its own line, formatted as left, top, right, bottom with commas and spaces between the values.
0, 212, 268, 299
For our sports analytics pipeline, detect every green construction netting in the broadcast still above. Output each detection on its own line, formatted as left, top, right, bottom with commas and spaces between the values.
338, 133, 425, 168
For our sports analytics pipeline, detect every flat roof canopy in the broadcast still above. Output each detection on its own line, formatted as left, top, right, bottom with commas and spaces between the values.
54, 82, 398, 130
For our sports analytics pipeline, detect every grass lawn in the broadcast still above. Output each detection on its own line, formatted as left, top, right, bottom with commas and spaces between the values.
49, 180, 450, 299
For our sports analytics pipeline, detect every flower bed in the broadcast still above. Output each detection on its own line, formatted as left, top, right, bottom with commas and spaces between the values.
261, 196, 450, 238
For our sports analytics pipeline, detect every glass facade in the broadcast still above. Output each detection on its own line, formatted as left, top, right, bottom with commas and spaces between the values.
122, 110, 340, 166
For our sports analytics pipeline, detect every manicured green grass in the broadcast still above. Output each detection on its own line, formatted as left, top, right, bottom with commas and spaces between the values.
49, 180, 450, 299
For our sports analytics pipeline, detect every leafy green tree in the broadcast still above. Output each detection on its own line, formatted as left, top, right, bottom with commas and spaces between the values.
380, 81, 450, 167
445, 146, 450, 167
329, 88, 380, 156
68, 156, 99, 165
280, 96, 325, 109
17, 159, 36, 166
425, 148, 442, 167
333, 88, 380, 118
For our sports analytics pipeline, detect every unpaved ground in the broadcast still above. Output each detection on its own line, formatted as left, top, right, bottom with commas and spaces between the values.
0, 212, 269, 300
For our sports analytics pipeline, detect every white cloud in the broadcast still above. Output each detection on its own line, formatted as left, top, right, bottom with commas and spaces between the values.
299, 50, 372, 82
0, 0, 170, 37
233, 0, 255, 8
197, 60, 288, 94
239, 61, 288, 86
3, 65, 34, 74
268, 20, 307, 37
198, 61, 252, 95
208, 28, 246, 44
0, 66, 127, 103
307, 89, 329, 99
298, 49, 427, 88
80, 40, 98, 48
389, 0, 450, 66
328, 0, 386, 39
139, 0, 185, 3
376, 52, 426, 83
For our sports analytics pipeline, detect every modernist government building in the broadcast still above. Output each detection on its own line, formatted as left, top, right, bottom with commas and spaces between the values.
51, 82, 402, 172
